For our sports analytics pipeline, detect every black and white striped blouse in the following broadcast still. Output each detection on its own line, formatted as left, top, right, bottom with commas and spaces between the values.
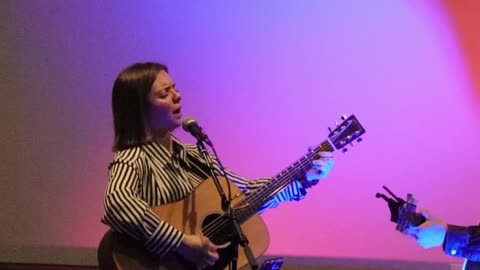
102, 137, 306, 257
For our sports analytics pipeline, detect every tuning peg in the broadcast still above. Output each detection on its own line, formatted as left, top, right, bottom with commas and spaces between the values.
335, 121, 339, 126
342, 148, 348, 153
328, 127, 333, 133
341, 114, 348, 120
357, 137, 363, 143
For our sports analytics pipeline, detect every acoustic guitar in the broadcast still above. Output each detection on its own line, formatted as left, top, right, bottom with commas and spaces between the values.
98, 114, 366, 270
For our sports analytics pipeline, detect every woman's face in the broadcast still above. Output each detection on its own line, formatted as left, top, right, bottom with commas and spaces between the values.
147, 70, 182, 131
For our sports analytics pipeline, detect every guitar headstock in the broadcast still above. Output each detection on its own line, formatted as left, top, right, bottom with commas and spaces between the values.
328, 114, 366, 152
376, 186, 426, 234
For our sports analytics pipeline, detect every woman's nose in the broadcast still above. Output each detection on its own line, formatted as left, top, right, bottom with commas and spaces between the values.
174, 91, 181, 103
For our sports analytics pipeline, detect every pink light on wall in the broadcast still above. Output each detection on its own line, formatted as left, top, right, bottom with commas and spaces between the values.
3, 0, 480, 265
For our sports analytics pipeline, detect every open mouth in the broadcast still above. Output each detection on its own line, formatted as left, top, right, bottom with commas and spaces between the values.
173, 107, 181, 114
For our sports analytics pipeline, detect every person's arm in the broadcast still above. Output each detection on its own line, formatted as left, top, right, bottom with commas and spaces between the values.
410, 210, 480, 261
220, 171, 307, 215
443, 224, 480, 261
103, 160, 184, 257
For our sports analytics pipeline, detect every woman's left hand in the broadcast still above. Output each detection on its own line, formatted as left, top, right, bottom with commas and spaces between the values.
303, 151, 335, 188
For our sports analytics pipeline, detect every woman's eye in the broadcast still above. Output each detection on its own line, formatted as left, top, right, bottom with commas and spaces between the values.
158, 88, 169, 98
158, 85, 177, 98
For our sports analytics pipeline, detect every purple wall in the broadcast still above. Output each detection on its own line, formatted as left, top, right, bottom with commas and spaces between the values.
3, 0, 480, 264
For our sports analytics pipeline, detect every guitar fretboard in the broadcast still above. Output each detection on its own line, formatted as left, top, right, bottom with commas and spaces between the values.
234, 140, 334, 223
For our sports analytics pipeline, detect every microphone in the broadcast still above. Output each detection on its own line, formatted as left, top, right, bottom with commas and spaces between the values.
182, 117, 213, 146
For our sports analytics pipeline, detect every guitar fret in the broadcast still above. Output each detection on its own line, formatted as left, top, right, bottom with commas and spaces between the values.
241, 142, 330, 219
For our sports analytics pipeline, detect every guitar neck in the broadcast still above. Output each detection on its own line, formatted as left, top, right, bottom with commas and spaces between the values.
234, 140, 335, 222
232, 114, 365, 223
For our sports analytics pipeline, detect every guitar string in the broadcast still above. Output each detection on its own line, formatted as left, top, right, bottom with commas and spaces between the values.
202, 143, 332, 239
203, 145, 326, 238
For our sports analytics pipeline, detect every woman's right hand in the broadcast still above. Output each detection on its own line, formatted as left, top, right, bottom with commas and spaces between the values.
175, 234, 227, 269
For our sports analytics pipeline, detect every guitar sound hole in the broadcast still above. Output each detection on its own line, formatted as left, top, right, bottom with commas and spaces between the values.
201, 213, 235, 246
202, 213, 240, 269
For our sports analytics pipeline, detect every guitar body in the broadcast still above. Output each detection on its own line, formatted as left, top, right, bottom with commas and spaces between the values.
98, 177, 270, 270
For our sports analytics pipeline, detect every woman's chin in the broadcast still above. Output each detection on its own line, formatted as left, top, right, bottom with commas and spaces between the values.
172, 118, 183, 129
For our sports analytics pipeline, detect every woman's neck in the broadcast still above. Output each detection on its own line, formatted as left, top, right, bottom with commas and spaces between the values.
149, 129, 173, 153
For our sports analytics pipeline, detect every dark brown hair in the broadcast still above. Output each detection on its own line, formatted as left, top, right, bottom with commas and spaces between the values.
111, 62, 168, 151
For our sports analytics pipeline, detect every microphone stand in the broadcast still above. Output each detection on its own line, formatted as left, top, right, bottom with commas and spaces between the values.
195, 139, 259, 270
